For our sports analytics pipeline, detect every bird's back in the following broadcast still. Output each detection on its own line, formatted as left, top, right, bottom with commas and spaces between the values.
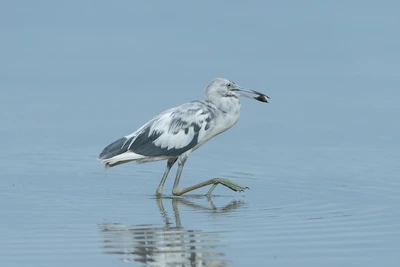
98, 100, 223, 165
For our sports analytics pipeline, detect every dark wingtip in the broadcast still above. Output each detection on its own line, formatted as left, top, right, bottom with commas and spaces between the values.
98, 137, 129, 161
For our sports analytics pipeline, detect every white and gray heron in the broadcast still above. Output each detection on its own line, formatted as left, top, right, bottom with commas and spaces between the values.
98, 78, 269, 196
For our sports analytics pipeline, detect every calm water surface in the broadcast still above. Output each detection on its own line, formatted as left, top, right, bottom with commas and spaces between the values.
1, 134, 399, 266
1, 1, 400, 266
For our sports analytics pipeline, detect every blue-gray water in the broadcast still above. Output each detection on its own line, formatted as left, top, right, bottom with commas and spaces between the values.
1, 1, 399, 266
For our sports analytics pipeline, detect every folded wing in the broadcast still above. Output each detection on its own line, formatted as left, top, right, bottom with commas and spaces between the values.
98, 101, 215, 165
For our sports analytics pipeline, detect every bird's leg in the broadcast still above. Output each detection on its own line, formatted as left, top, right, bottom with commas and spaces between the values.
171, 157, 186, 194
173, 177, 248, 197
156, 158, 177, 196
204, 179, 248, 196
171, 155, 248, 196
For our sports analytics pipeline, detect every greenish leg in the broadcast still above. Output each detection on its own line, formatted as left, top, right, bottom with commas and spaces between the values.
156, 158, 177, 196
172, 174, 248, 197
171, 154, 248, 197
205, 178, 249, 197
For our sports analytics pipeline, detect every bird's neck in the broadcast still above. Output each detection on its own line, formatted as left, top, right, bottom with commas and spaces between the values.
214, 96, 241, 114
211, 97, 241, 131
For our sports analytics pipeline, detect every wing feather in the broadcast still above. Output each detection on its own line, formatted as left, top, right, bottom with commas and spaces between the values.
129, 101, 215, 157
98, 101, 217, 162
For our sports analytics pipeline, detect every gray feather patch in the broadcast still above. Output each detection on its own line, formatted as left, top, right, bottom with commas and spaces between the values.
98, 137, 130, 160
129, 123, 200, 157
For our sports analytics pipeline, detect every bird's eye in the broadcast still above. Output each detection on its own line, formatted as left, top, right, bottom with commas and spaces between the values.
227, 83, 232, 89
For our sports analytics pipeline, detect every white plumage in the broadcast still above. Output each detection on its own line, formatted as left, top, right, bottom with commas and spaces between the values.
98, 78, 269, 196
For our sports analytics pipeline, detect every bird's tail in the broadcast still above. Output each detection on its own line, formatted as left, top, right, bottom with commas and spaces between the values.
98, 137, 130, 161
104, 159, 135, 169
98, 135, 145, 168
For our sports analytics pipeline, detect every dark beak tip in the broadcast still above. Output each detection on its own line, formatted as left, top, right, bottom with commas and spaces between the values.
255, 95, 270, 103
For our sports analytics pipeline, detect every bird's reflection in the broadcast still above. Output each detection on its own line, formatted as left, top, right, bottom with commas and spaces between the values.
99, 197, 246, 266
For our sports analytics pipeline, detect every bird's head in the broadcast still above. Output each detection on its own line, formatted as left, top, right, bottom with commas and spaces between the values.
205, 78, 269, 103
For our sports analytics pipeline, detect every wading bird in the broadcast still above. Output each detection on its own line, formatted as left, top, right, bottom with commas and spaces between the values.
98, 78, 269, 196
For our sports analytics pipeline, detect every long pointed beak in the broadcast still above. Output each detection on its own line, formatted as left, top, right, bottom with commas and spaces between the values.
232, 86, 270, 103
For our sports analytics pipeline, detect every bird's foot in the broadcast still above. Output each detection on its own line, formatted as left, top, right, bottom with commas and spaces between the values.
170, 178, 248, 197
206, 178, 249, 197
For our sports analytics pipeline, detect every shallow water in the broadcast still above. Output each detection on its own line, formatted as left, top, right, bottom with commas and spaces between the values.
1, 139, 399, 266
1, 1, 400, 266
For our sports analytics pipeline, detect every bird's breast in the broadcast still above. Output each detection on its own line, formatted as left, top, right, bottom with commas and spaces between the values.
210, 106, 241, 136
